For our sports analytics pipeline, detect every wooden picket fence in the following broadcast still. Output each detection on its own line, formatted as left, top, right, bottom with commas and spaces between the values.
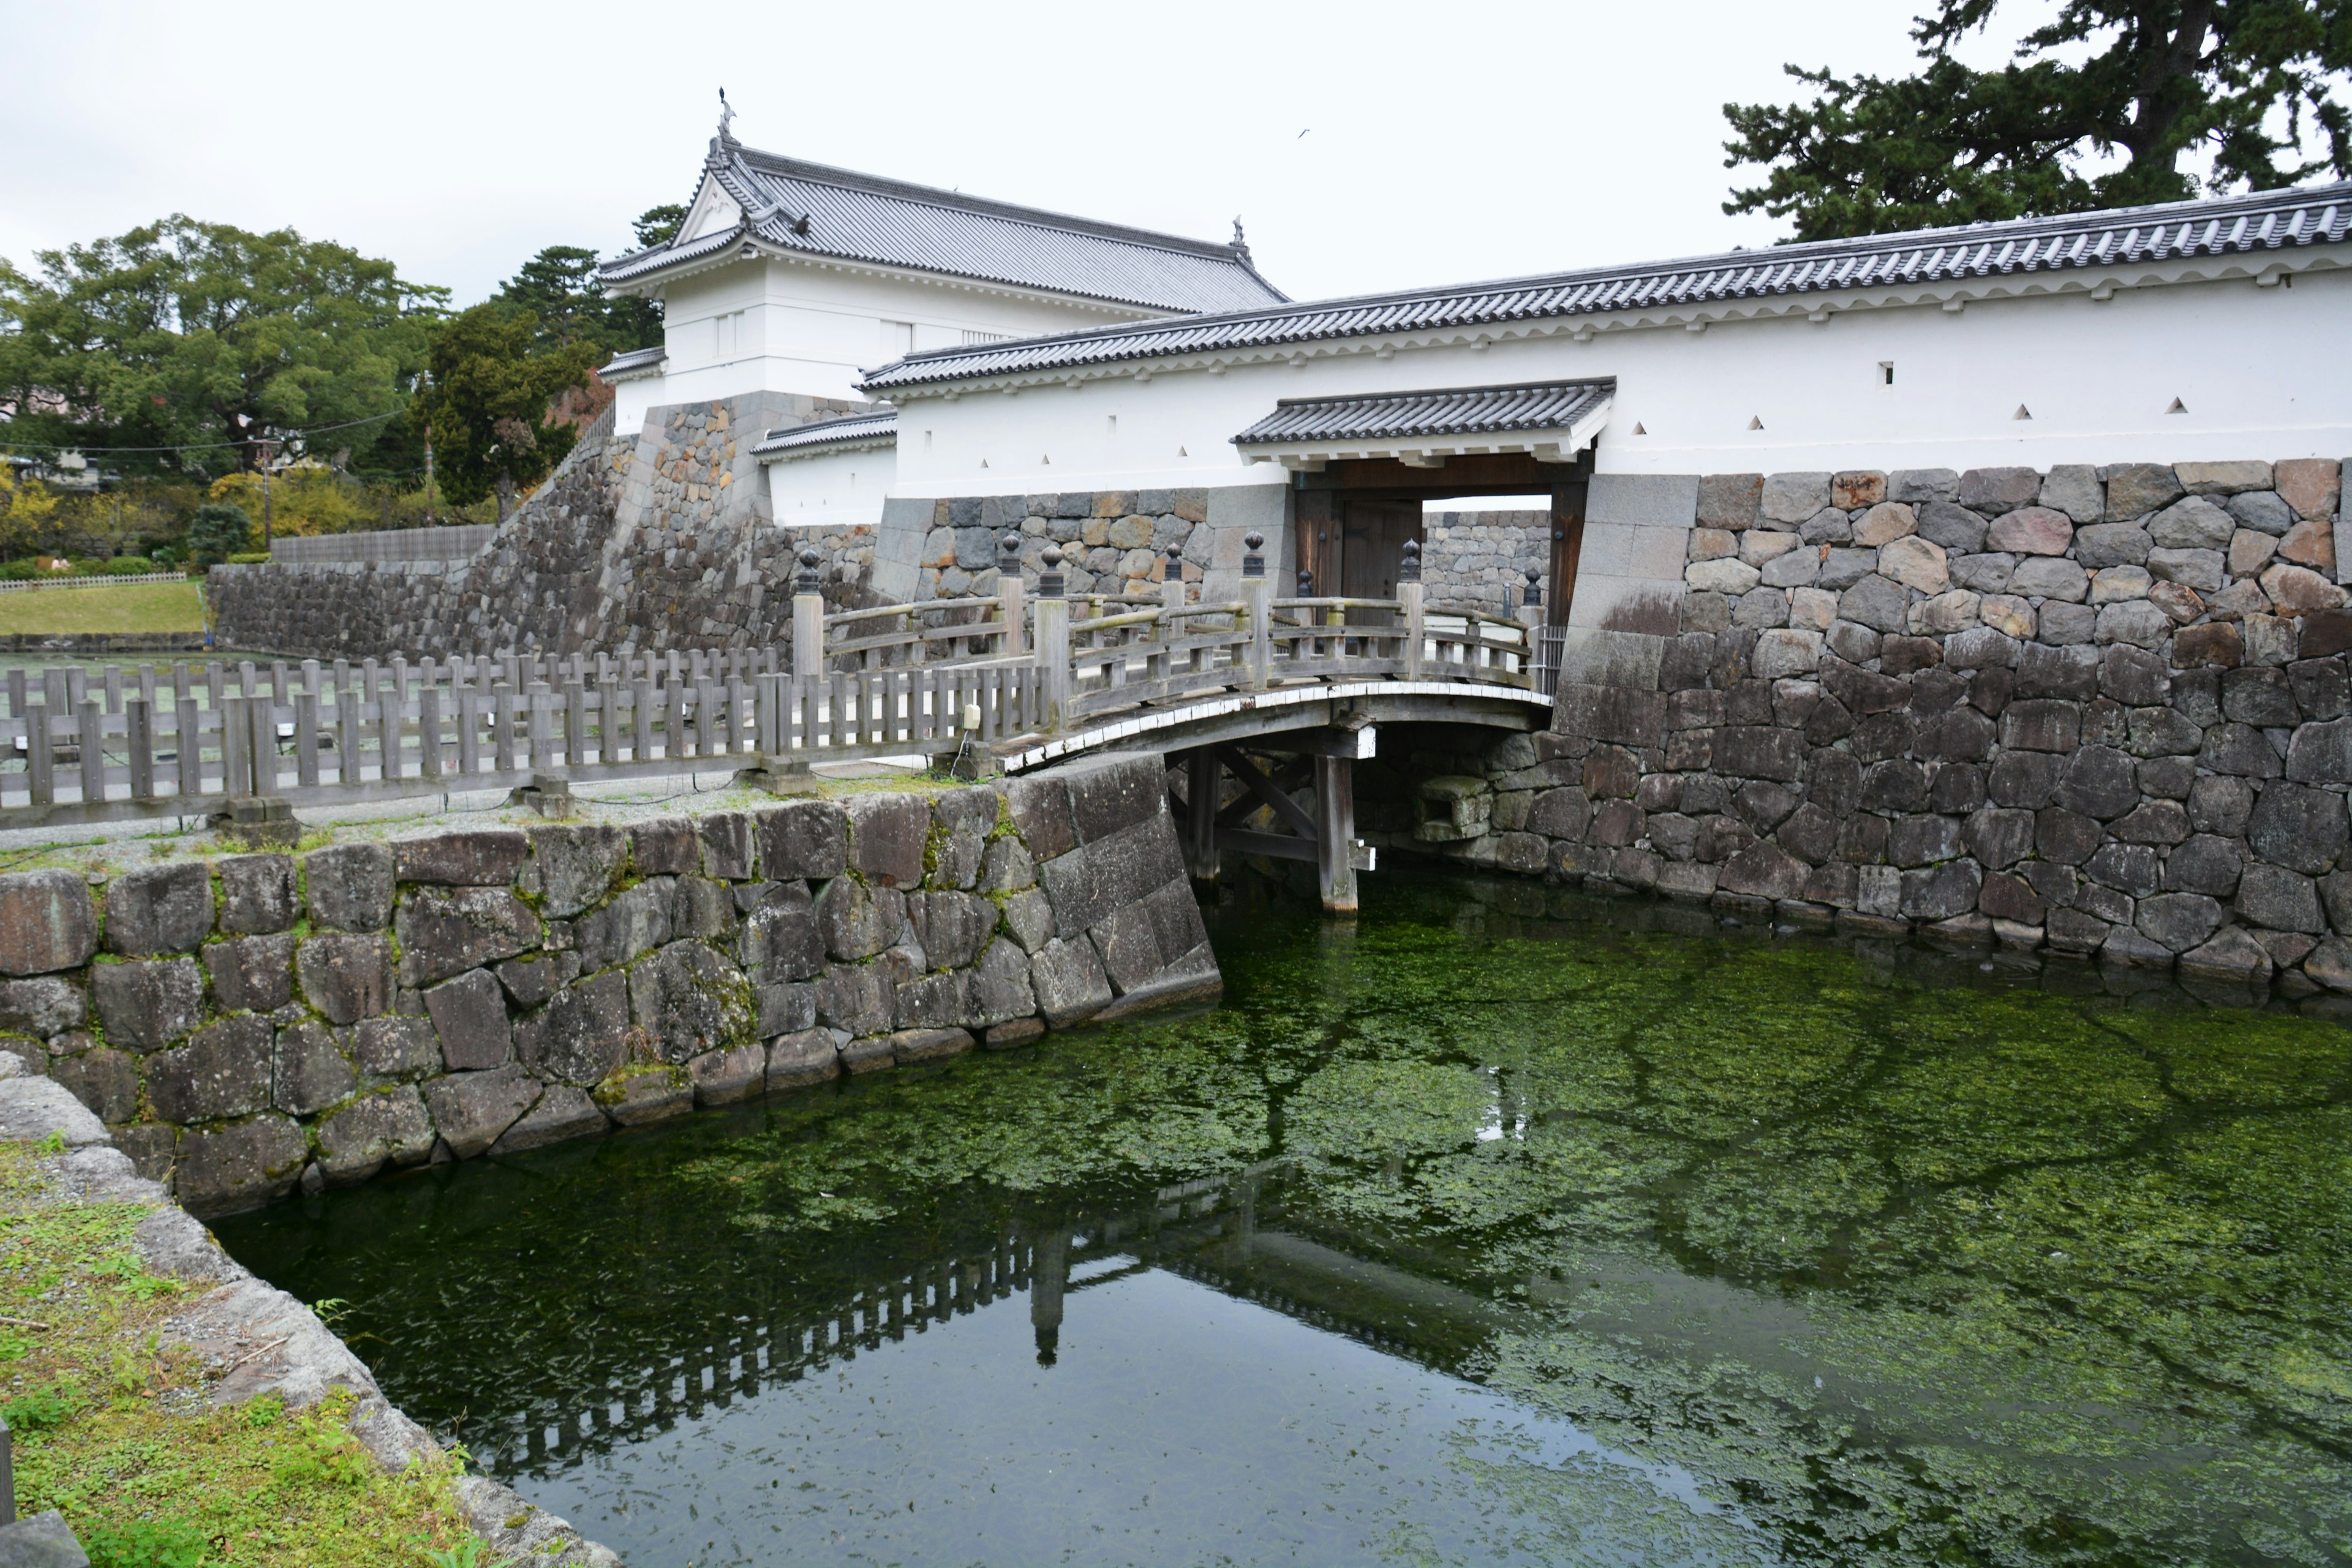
0, 545, 1551, 821
0, 649, 1038, 816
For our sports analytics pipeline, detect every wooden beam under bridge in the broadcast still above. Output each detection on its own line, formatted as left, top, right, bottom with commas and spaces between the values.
1174, 737, 1371, 914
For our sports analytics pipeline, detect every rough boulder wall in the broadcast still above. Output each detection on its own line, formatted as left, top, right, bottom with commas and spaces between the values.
583, 393, 881, 654
207, 393, 894, 660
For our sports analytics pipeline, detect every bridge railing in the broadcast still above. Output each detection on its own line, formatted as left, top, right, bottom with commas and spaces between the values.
0, 537, 1545, 823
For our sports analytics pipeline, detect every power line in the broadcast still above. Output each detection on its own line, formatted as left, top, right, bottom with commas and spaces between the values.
0, 406, 409, 458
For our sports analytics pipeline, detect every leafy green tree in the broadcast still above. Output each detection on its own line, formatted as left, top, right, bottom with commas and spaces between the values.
0, 216, 446, 478
1724, 0, 2352, 241
633, 205, 687, 251
186, 501, 252, 566
420, 304, 592, 519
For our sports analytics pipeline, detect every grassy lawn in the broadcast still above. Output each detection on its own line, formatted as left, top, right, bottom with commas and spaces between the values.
0, 581, 205, 636
0, 1138, 479, 1566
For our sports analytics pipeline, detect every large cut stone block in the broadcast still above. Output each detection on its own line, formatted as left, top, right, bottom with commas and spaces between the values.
216, 854, 298, 935
1003, 773, 1079, 859
315, 1085, 435, 1184
630, 816, 701, 876
394, 829, 527, 886
756, 799, 848, 881
595, 1068, 691, 1127
424, 968, 513, 1071
968, 937, 1036, 1026
353, 1016, 440, 1080
394, 887, 538, 986
488, 1086, 606, 1155
303, 843, 394, 932
522, 825, 628, 918
818, 962, 894, 1038
105, 862, 212, 956
906, 891, 997, 971
816, 878, 905, 962
513, 971, 631, 1087
1031, 937, 1113, 1028
687, 1042, 767, 1105
571, 879, 671, 973
175, 1115, 307, 1214
630, 940, 753, 1064
0, 976, 85, 1039
273, 1019, 357, 1115
1063, 755, 1167, 845
148, 1016, 272, 1123
767, 1030, 841, 1090
2249, 781, 2350, 875
755, 982, 817, 1038
203, 933, 293, 1014
895, 970, 971, 1030
298, 932, 394, 1024
51, 1044, 138, 1123
848, 793, 930, 888
92, 957, 203, 1052
421, 1065, 542, 1159
739, 882, 824, 982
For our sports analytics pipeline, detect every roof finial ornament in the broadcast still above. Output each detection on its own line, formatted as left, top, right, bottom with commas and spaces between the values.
1231, 216, 1251, 262
717, 87, 738, 145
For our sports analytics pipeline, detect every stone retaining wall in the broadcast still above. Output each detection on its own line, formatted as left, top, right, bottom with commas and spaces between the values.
0, 753, 1215, 1215
208, 393, 1286, 658
1421, 510, 1548, 612
1344, 458, 2352, 995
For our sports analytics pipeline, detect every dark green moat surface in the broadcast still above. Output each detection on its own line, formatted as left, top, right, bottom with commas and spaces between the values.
216, 876, 2352, 1567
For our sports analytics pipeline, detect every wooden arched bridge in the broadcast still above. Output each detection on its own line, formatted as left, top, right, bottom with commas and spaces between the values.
0, 534, 1555, 906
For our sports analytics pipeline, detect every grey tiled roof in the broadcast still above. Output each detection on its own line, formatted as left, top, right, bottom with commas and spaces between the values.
1233, 380, 1613, 449
600, 141, 1286, 315
863, 179, 2352, 393
597, 344, 667, 381
750, 409, 898, 460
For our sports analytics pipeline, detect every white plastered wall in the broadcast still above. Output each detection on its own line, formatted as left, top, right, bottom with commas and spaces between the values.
763, 443, 897, 531
636, 256, 1164, 412
881, 263, 2352, 497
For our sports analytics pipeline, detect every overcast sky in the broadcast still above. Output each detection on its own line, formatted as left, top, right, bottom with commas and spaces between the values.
2, 1, 2069, 309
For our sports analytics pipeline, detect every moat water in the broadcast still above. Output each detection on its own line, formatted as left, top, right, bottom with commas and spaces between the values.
216, 873, 2352, 1567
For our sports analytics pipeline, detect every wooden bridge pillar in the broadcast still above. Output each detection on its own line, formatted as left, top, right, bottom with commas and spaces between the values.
1185, 748, 1220, 884
1315, 755, 1358, 915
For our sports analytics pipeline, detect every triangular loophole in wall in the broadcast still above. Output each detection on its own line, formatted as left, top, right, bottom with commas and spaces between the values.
1747, 416, 1764, 430
2166, 397, 2187, 414
2013, 405, 2032, 420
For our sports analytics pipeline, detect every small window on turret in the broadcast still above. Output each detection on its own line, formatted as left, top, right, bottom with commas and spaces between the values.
1879, 361, 1894, 386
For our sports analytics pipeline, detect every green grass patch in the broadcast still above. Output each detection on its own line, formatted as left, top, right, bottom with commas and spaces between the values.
0, 1144, 480, 1567
0, 581, 205, 636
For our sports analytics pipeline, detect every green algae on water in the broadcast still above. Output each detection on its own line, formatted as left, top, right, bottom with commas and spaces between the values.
215, 874, 2352, 1568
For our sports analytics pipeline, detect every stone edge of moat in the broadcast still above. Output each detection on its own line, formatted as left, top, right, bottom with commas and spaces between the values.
0, 750, 1217, 1216
0, 1070, 623, 1567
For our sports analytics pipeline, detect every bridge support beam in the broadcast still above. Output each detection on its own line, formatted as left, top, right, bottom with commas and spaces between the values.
1315, 755, 1358, 915
1185, 748, 1220, 884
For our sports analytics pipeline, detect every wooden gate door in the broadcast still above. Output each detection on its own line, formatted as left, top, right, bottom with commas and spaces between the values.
1547, 480, 1587, 627
1341, 500, 1420, 600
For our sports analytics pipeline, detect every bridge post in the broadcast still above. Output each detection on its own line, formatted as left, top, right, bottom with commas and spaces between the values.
1034, 547, 1071, 730
1316, 755, 1359, 915
1241, 531, 1270, 690
1185, 748, 1219, 883
791, 546, 824, 676
1518, 568, 1544, 631
1162, 543, 1187, 614
1398, 541, 1425, 679
997, 531, 1025, 657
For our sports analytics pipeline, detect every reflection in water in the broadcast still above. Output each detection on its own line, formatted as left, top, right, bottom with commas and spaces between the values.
216, 871, 2352, 1567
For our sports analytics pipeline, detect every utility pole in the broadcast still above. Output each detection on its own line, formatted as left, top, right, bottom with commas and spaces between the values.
258, 437, 275, 550
422, 373, 436, 527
